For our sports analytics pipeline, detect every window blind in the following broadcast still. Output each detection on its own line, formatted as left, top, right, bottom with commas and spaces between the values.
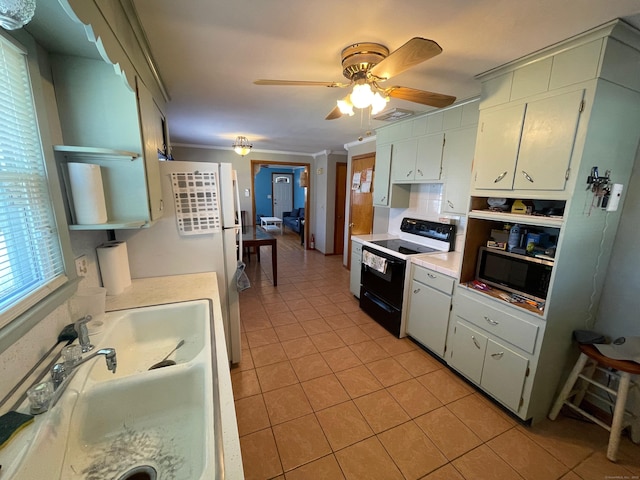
0, 34, 66, 328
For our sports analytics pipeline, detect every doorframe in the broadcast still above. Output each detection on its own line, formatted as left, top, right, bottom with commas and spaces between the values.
251, 159, 311, 249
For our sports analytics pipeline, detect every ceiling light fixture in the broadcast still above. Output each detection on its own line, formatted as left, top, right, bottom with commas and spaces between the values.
337, 82, 390, 116
232, 136, 252, 156
0, 0, 35, 30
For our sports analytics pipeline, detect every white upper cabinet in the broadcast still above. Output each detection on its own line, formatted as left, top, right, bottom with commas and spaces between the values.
372, 143, 392, 207
473, 89, 584, 191
441, 125, 477, 214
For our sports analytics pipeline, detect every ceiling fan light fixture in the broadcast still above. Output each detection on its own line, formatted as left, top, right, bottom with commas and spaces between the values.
337, 97, 354, 116
232, 136, 252, 156
0, 0, 35, 30
350, 83, 375, 109
370, 92, 389, 115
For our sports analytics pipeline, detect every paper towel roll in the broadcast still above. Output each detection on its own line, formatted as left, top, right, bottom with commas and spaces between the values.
97, 241, 131, 295
68, 162, 108, 224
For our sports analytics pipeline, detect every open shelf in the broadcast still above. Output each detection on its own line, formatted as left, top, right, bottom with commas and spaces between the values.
68, 220, 147, 230
469, 209, 563, 227
54, 145, 140, 160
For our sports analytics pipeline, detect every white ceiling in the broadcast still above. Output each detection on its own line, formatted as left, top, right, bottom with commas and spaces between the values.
32, 1, 640, 155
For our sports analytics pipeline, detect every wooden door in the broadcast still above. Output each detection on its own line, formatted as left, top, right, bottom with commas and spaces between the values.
347, 153, 375, 269
333, 162, 347, 255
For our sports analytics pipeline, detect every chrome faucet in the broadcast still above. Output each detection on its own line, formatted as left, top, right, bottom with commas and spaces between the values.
75, 315, 94, 353
47, 347, 117, 410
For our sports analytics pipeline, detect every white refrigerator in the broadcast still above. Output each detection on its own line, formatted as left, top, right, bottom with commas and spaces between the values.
121, 161, 243, 363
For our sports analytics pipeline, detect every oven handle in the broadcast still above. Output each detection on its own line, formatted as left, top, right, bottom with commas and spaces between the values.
363, 291, 395, 313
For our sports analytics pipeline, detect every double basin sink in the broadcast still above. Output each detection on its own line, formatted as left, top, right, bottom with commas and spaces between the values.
7, 300, 222, 480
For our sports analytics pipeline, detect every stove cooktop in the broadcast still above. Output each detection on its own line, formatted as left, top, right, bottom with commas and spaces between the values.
369, 239, 438, 255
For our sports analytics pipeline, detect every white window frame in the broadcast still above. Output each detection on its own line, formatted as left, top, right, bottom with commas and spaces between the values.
0, 29, 74, 347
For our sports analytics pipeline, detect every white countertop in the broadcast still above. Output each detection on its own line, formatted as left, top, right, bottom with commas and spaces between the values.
352, 234, 461, 278
411, 251, 461, 278
106, 273, 243, 480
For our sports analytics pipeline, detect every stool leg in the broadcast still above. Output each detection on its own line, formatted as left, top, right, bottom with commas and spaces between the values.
573, 359, 596, 407
549, 353, 589, 421
607, 372, 631, 462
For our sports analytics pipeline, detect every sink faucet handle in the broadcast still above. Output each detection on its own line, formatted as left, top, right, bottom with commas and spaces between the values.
75, 315, 94, 353
51, 362, 67, 390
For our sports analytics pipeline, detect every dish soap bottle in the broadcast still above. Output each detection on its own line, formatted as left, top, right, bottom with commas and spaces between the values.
508, 224, 521, 252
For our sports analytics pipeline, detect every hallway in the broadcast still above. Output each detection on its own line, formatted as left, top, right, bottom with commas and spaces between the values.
231, 231, 639, 480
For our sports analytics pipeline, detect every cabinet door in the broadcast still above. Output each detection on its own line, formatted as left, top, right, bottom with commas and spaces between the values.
406, 279, 451, 357
448, 321, 487, 384
373, 144, 392, 206
350, 243, 363, 297
136, 78, 164, 221
390, 138, 418, 182
415, 133, 444, 181
513, 89, 584, 190
442, 126, 476, 214
481, 339, 529, 411
473, 104, 526, 189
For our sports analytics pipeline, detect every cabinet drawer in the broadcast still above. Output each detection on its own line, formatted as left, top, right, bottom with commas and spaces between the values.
412, 265, 454, 295
455, 295, 539, 354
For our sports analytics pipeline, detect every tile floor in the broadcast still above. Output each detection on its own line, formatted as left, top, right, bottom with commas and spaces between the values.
232, 232, 639, 480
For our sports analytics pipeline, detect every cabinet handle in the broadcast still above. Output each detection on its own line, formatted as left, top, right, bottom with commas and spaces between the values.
447, 200, 454, 209
159, 199, 164, 211
491, 352, 504, 359
471, 336, 481, 349
406, 170, 413, 178
413, 288, 421, 294
427, 273, 436, 279
493, 171, 508, 183
484, 316, 499, 326
521, 170, 534, 183
381, 196, 386, 203
417, 169, 423, 177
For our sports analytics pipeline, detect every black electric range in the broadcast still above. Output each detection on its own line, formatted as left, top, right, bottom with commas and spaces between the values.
359, 218, 456, 337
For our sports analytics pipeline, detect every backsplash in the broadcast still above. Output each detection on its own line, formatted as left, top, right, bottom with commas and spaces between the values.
387, 183, 467, 251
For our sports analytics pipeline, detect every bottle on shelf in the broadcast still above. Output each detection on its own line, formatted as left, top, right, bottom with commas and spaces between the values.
508, 224, 521, 252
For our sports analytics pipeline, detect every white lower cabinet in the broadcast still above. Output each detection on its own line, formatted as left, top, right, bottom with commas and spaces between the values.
449, 320, 529, 412
405, 265, 454, 357
350, 240, 363, 298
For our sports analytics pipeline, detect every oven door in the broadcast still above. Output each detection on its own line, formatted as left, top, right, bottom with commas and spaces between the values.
360, 246, 406, 308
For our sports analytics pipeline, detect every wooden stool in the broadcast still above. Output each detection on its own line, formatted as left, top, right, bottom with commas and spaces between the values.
549, 344, 640, 461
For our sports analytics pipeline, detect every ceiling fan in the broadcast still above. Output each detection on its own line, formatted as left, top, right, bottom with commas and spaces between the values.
254, 37, 456, 120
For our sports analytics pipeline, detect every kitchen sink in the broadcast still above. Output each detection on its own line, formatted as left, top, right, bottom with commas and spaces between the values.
3, 300, 222, 480
87, 301, 208, 382
61, 365, 209, 479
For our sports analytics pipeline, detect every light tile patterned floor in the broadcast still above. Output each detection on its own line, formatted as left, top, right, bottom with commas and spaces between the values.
232, 231, 640, 480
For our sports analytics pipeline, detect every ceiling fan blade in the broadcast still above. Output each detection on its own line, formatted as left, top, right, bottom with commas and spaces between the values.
386, 86, 456, 108
254, 79, 347, 88
369, 38, 442, 81
325, 105, 342, 120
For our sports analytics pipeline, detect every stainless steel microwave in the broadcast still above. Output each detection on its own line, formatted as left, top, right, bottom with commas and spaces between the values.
476, 247, 553, 302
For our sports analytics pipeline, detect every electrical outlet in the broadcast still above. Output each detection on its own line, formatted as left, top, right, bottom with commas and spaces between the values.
75, 255, 88, 277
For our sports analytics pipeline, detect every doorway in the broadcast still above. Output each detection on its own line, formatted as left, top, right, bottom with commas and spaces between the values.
251, 160, 311, 248
347, 153, 375, 269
